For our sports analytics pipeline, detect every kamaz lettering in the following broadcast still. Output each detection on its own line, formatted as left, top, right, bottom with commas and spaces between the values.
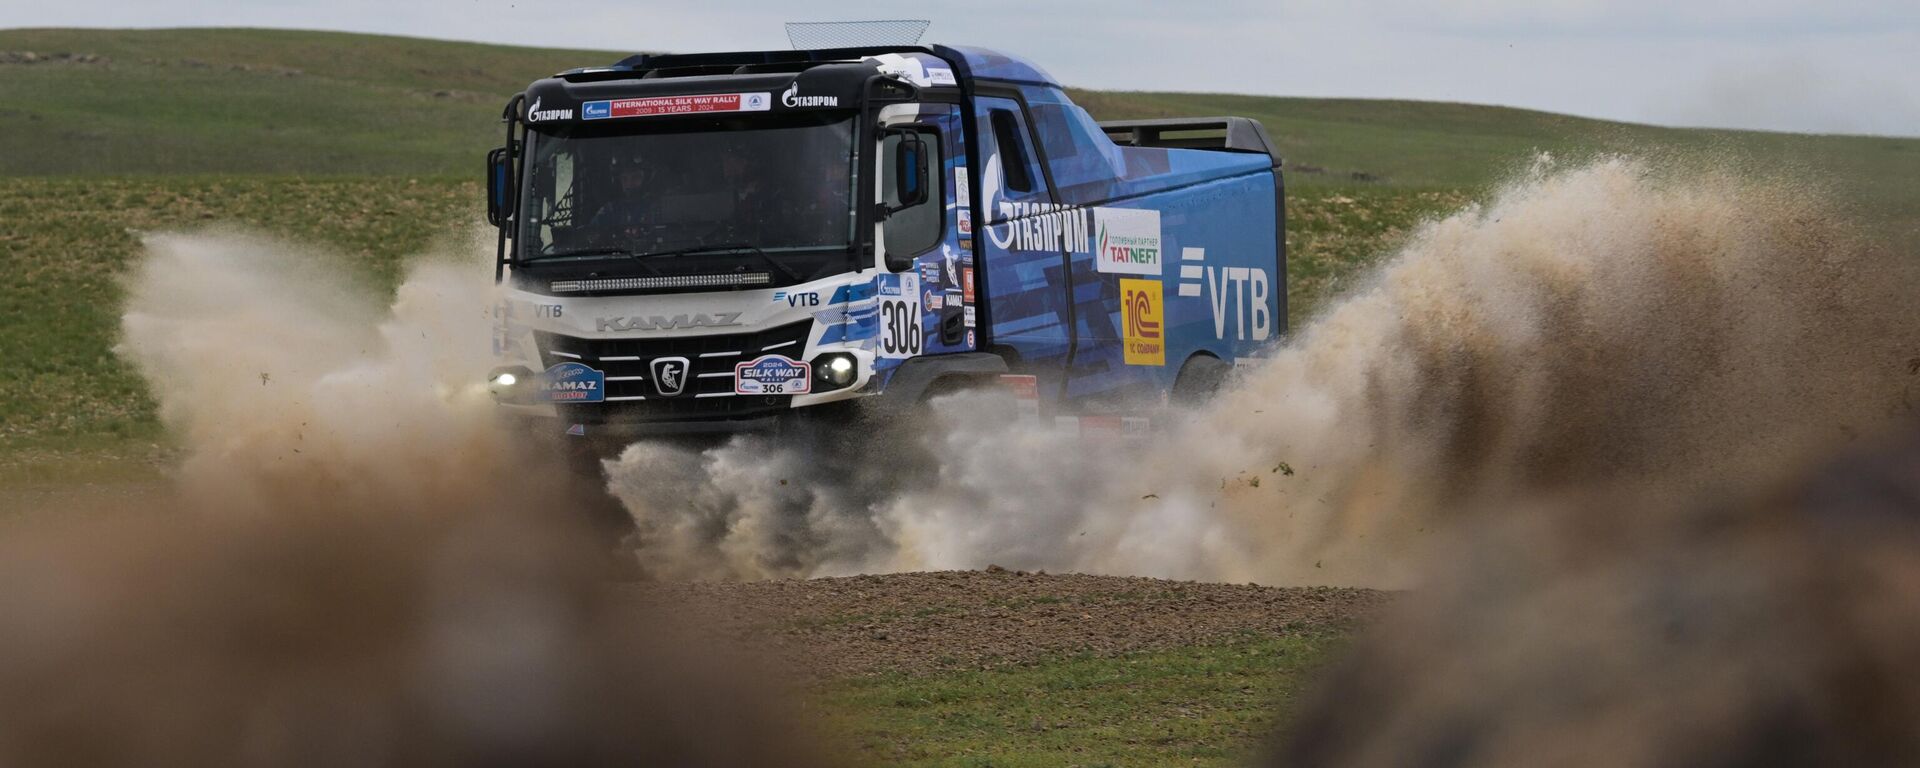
595, 313, 742, 332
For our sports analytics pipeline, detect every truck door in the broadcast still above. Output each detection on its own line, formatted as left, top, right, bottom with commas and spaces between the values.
876, 104, 971, 360
1021, 85, 1166, 404
973, 96, 1073, 385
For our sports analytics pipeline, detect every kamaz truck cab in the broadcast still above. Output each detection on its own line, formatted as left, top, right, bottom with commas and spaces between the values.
485, 45, 1284, 447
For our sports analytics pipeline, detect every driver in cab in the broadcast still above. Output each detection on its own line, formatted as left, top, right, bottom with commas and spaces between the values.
587, 152, 651, 241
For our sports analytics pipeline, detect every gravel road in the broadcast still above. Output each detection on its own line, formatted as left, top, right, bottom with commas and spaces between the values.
627, 569, 1390, 678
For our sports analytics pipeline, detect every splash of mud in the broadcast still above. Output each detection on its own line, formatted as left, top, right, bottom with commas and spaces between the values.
609, 157, 1920, 585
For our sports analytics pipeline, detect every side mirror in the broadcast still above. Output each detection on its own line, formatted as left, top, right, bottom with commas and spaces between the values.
486, 147, 512, 227
891, 134, 929, 211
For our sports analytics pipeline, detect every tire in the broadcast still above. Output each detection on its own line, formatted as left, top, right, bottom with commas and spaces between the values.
560, 438, 639, 545
1172, 354, 1232, 406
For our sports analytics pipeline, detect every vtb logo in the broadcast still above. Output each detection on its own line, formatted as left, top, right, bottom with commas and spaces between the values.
1119, 278, 1164, 366
649, 356, 690, 397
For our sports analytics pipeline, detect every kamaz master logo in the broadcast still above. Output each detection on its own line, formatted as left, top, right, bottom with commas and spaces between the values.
595, 313, 742, 332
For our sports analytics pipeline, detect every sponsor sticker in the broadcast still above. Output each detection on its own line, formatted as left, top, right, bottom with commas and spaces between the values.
954, 168, 970, 202
780, 84, 839, 108
735, 355, 812, 395
957, 208, 972, 236
1092, 208, 1163, 276
1203, 266, 1275, 342
878, 273, 922, 359
774, 290, 820, 307
927, 67, 958, 86
961, 266, 975, 304
537, 362, 605, 403
581, 93, 773, 121
525, 97, 574, 123
963, 305, 976, 328
920, 261, 942, 286
1120, 278, 1165, 366
926, 291, 943, 310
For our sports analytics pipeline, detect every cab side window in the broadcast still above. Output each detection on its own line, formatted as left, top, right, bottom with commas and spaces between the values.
881, 128, 943, 262
975, 98, 1052, 221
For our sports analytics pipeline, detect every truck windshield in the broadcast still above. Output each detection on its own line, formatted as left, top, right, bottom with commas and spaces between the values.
517, 115, 857, 273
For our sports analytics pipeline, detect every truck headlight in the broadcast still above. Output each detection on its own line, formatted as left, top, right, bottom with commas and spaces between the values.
488, 365, 534, 400
811, 353, 859, 392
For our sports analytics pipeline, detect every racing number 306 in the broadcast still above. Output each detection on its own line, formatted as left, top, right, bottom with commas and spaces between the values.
880, 299, 922, 356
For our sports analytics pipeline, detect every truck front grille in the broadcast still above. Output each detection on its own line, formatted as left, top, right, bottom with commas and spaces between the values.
534, 321, 812, 424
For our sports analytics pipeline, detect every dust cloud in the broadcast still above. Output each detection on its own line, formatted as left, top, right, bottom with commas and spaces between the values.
609, 157, 1920, 586
18, 231, 833, 766
100, 156, 1920, 590
1270, 416, 1920, 767
117, 229, 515, 514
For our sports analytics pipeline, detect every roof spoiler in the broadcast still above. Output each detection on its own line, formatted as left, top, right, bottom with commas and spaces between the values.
1098, 117, 1281, 166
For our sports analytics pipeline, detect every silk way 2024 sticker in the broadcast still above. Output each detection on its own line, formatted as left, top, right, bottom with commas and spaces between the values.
734, 355, 811, 395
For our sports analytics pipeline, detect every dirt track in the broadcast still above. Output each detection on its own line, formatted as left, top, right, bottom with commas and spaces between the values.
629, 570, 1390, 678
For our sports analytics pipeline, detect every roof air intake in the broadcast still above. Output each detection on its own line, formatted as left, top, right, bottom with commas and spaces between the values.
784, 20, 930, 49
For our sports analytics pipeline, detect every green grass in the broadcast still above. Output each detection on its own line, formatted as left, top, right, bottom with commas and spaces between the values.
0, 176, 474, 452
5, 26, 1915, 466
820, 631, 1348, 767
4, 28, 1917, 215
6, 26, 1914, 762
0, 28, 608, 176
0, 176, 1429, 461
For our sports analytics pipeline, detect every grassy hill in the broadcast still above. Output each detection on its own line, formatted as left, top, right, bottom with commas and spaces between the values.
5, 28, 1919, 205
2, 26, 1916, 453
0, 28, 610, 176
2, 28, 1916, 764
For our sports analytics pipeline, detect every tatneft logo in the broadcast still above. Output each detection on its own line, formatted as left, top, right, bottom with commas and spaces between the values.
525, 97, 574, 123
781, 84, 839, 108
649, 356, 690, 397
1092, 208, 1162, 276
595, 313, 742, 332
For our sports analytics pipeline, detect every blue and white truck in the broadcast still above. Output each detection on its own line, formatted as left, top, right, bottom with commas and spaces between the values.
485, 44, 1284, 455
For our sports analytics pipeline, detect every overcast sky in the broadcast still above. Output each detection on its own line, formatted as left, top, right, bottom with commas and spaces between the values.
8, 0, 1918, 136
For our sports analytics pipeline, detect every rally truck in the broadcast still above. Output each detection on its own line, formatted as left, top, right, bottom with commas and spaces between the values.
483, 44, 1285, 455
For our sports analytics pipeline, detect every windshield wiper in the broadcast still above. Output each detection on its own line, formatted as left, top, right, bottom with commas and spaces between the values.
642, 243, 803, 283
519, 247, 649, 266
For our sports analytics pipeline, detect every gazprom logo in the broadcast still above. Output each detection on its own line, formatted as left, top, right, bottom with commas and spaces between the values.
780, 83, 839, 108
582, 101, 611, 120
525, 97, 574, 123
